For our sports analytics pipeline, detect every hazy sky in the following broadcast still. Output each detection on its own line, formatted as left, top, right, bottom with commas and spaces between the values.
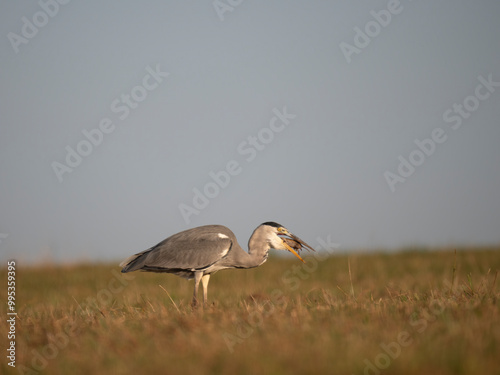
1, 1, 499, 263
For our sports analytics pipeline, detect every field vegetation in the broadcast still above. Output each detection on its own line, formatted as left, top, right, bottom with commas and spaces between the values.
1, 247, 499, 374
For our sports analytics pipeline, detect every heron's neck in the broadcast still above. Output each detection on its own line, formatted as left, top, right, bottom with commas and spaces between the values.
244, 237, 270, 268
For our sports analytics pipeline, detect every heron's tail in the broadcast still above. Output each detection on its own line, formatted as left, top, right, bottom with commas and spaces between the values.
119, 248, 152, 273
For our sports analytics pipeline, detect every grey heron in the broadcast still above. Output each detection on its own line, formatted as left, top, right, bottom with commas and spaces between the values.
120, 222, 315, 306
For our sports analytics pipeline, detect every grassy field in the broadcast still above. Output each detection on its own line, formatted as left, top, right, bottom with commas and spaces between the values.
1, 247, 499, 375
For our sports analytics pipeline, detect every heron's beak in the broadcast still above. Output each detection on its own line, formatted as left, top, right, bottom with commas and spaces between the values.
288, 233, 316, 252
282, 240, 306, 263
278, 229, 316, 263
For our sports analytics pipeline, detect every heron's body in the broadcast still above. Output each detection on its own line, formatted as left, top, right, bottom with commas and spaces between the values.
120, 222, 314, 306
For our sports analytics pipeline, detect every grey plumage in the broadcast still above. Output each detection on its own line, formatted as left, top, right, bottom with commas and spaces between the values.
120, 222, 314, 306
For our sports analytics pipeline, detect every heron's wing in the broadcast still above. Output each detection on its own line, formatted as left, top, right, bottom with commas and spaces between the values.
139, 229, 233, 271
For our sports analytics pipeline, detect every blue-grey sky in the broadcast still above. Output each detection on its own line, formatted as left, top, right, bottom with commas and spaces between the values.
1, 1, 499, 263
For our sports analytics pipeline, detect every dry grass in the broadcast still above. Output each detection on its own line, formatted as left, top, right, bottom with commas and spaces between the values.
1, 247, 499, 374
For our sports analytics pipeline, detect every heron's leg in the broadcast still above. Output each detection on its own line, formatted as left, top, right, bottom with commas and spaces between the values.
192, 271, 203, 307
201, 274, 210, 305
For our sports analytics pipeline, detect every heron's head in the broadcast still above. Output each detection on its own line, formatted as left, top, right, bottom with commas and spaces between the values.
259, 222, 315, 263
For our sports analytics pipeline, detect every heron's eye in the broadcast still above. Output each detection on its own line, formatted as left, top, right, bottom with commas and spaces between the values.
278, 227, 284, 233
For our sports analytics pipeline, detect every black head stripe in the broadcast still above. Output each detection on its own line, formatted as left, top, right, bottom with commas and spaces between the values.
261, 221, 283, 228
